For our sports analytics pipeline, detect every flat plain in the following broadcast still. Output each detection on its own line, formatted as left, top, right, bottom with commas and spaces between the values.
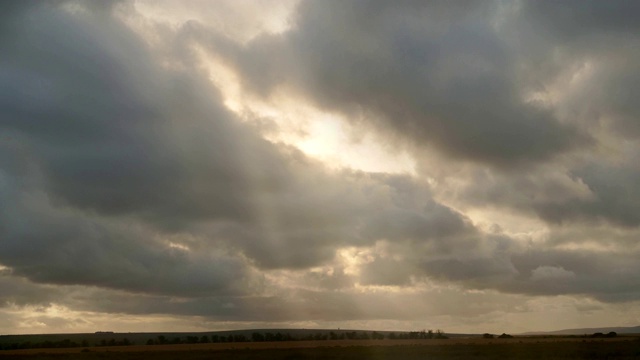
2, 337, 640, 359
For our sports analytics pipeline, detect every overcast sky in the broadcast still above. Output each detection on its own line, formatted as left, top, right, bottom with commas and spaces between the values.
2, 0, 640, 335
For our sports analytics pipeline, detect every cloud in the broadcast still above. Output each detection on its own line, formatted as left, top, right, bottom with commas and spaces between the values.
2, 0, 640, 334
0, 0, 479, 298
432, 151, 640, 228
203, 0, 590, 168
519, 1, 640, 41
531, 266, 575, 281
0, 274, 61, 308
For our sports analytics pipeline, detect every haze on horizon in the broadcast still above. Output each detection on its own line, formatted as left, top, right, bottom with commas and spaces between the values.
1, 0, 640, 335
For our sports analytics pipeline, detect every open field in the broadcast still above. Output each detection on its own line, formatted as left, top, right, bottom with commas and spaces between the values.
2, 337, 639, 359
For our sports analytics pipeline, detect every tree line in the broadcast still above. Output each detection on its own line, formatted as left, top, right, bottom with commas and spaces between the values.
0, 337, 133, 351
2, 329, 449, 351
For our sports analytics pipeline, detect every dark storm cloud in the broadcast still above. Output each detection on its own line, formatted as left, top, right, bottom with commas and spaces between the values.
204, 0, 590, 167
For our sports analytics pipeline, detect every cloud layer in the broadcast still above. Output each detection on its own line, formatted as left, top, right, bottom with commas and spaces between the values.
1, 0, 640, 334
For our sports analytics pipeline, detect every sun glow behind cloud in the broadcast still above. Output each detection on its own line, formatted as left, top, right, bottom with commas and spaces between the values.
192, 45, 417, 175
132, 1, 412, 176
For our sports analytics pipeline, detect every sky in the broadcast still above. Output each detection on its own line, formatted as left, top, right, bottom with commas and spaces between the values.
1, 0, 640, 335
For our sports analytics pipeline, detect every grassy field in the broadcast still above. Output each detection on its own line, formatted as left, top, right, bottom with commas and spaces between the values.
2, 337, 639, 359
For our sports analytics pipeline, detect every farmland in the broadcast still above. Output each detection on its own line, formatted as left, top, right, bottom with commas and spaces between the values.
2, 336, 639, 359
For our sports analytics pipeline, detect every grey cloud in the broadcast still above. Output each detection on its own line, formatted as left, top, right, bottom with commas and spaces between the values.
58, 284, 519, 322
212, 172, 473, 269
3, 0, 640, 332
520, 0, 640, 41
47, 286, 360, 322
555, 160, 640, 227
547, 226, 640, 249
594, 66, 640, 138
359, 256, 414, 286
0, 1, 480, 298
204, 0, 589, 167
0, 2, 260, 294
506, 248, 640, 302
0, 190, 254, 297
362, 199, 473, 245
412, 0, 640, 229
552, 52, 640, 140
509, 1, 640, 140
0, 273, 61, 308
416, 244, 640, 303
305, 267, 354, 290
5, 2, 328, 230
422, 257, 517, 284
356, 219, 640, 303
446, 156, 640, 227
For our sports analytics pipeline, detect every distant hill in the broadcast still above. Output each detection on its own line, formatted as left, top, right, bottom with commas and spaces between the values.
522, 325, 640, 335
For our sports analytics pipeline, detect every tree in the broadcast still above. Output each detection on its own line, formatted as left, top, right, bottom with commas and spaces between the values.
186, 336, 199, 344
435, 330, 448, 339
